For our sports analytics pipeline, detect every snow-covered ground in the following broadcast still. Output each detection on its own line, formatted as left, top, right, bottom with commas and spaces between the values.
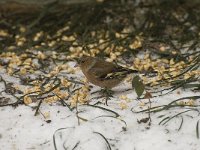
1, 72, 200, 150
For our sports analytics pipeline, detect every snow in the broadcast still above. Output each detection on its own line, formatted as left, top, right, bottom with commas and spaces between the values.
0, 70, 200, 150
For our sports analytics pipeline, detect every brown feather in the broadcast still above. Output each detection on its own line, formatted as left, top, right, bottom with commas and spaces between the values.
78, 56, 137, 89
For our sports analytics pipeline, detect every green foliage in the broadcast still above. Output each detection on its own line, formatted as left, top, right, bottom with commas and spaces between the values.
132, 75, 145, 98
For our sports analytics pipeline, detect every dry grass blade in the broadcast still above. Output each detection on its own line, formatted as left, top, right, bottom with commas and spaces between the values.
196, 120, 200, 139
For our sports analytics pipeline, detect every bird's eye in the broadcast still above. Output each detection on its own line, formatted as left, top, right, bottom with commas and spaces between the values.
80, 59, 86, 63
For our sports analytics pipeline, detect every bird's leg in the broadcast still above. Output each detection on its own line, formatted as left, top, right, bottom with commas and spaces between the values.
101, 88, 114, 106
91, 88, 114, 96
101, 88, 114, 97
90, 88, 114, 105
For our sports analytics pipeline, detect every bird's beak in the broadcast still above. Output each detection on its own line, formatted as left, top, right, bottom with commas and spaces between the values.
73, 58, 80, 67
74, 63, 79, 67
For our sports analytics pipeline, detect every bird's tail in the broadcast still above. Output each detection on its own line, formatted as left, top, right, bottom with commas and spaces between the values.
126, 68, 158, 77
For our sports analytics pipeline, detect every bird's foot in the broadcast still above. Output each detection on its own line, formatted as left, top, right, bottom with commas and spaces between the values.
91, 88, 114, 105
100, 88, 114, 106
100, 88, 114, 97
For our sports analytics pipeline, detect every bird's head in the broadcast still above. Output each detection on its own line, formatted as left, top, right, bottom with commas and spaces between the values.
75, 56, 93, 70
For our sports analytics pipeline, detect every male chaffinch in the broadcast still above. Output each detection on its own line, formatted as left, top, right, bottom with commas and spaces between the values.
76, 56, 138, 89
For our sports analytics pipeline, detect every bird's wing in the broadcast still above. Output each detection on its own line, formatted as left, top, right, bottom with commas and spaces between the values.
89, 57, 138, 80
100, 65, 131, 80
89, 61, 130, 80
88, 59, 116, 80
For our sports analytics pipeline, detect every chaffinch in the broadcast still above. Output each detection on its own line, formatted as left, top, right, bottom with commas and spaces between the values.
76, 56, 138, 89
